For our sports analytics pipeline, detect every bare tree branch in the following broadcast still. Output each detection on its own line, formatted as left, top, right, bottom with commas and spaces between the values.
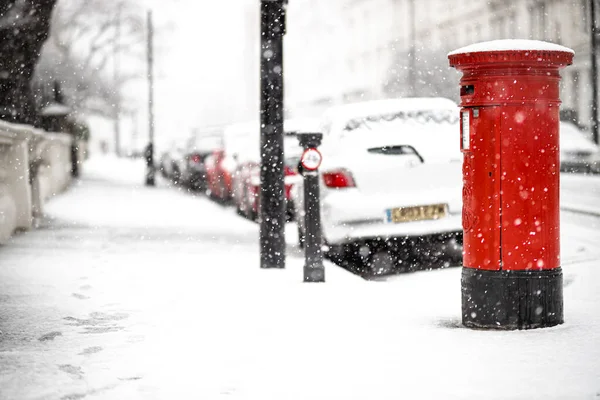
34, 0, 147, 117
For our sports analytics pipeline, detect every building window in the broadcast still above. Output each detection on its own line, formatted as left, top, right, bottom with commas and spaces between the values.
492, 16, 506, 39
580, 0, 589, 32
554, 21, 562, 44
491, 17, 500, 38
474, 23, 482, 41
572, 70, 579, 109
508, 12, 517, 38
529, 1, 547, 40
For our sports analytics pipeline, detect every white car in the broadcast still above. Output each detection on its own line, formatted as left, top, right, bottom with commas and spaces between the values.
560, 122, 600, 174
292, 98, 463, 274
320, 97, 461, 160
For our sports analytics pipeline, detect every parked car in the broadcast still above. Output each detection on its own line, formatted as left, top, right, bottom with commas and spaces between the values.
232, 157, 259, 219
228, 123, 260, 218
319, 97, 462, 163
560, 122, 600, 174
179, 131, 223, 190
158, 151, 171, 178
159, 141, 186, 182
233, 155, 301, 221
230, 119, 319, 221
292, 98, 463, 275
204, 123, 249, 201
205, 148, 235, 201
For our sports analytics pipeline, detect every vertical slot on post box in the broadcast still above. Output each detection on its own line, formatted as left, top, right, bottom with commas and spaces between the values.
461, 110, 470, 150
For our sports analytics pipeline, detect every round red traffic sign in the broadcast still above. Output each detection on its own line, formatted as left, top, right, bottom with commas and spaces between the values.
300, 148, 322, 171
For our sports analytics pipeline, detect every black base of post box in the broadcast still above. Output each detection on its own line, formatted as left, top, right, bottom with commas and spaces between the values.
461, 268, 563, 330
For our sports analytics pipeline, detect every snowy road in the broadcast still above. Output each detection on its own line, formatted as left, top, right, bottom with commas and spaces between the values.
0, 157, 599, 399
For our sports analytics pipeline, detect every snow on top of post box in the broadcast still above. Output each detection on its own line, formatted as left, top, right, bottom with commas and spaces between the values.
448, 39, 574, 57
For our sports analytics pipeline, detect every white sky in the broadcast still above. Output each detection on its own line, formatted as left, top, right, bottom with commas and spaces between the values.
128, 0, 254, 149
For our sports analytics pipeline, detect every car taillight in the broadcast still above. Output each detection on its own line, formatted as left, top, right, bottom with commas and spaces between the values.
284, 165, 296, 176
322, 169, 356, 188
190, 154, 201, 163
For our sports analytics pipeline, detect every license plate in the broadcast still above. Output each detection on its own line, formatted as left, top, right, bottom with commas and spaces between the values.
386, 204, 447, 223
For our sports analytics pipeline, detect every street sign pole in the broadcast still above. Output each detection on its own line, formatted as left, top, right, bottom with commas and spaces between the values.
590, 0, 599, 145
259, 0, 287, 269
145, 9, 156, 187
298, 133, 324, 283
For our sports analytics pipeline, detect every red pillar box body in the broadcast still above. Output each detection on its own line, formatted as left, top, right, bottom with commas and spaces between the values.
448, 40, 573, 330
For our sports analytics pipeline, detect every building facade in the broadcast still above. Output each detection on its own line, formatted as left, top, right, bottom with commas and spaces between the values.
284, 0, 596, 129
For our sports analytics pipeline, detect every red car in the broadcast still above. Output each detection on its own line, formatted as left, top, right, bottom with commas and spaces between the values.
231, 119, 319, 221
204, 122, 259, 203
232, 160, 259, 219
233, 159, 299, 221
204, 148, 237, 202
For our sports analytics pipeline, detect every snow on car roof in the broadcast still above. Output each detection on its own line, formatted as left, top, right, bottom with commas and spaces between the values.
324, 98, 458, 121
223, 118, 321, 139
222, 118, 318, 164
448, 39, 574, 56
192, 135, 222, 152
343, 109, 459, 133
223, 121, 260, 138
40, 103, 71, 116
284, 117, 321, 134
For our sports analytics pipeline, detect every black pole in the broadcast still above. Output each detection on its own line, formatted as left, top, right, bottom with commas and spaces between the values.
298, 133, 324, 283
259, 0, 287, 269
145, 9, 156, 186
591, 0, 599, 145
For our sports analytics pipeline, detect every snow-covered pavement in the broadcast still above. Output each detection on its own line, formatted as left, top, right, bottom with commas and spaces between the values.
0, 156, 599, 399
561, 173, 600, 216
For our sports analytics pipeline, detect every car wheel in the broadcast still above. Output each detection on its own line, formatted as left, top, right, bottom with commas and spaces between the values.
172, 168, 181, 185
389, 244, 413, 272
441, 236, 463, 267
330, 243, 369, 275
189, 177, 199, 191
235, 202, 244, 217
367, 250, 396, 276
248, 208, 258, 222
325, 243, 347, 264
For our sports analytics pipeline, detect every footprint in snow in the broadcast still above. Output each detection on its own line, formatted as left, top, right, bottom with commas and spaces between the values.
38, 331, 62, 341
79, 346, 103, 356
58, 364, 84, 378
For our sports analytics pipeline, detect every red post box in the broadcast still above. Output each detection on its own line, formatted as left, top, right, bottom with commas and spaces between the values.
448, 40, 573, 330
